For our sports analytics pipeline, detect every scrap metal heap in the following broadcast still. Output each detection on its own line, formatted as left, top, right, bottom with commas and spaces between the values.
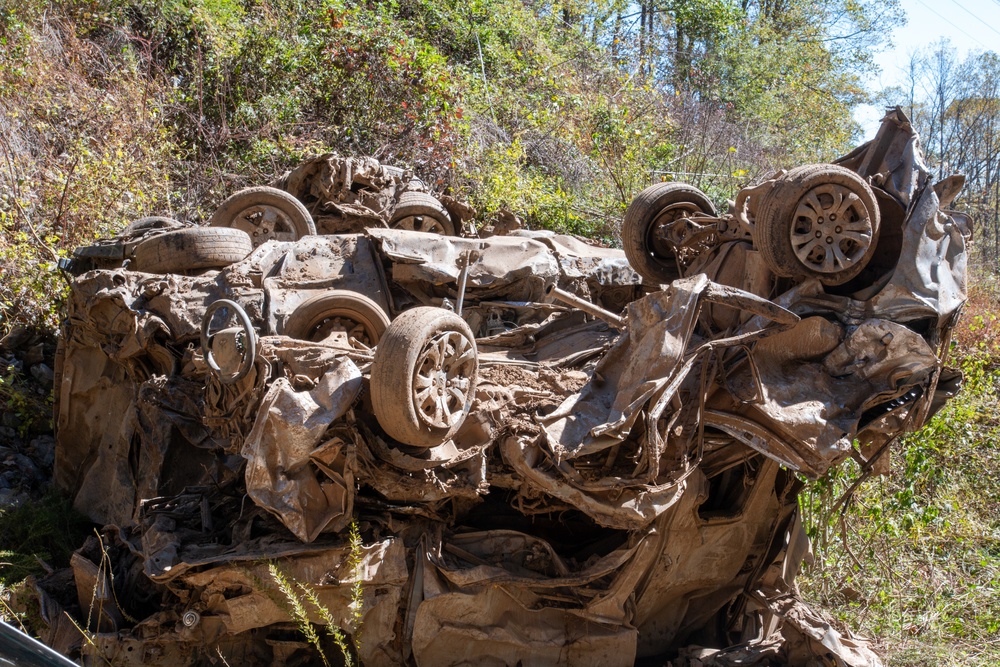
33, 110, 969, 666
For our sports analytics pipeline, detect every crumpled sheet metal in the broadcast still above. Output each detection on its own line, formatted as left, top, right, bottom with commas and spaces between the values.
631, 459, 804, 658
357, 427, 489, 505
541, 275, 709, 458
512, 230, 643, 286
772, 594, 884, 667
273, 153, 402, 233
66, 533, 409, 667
501, 435, 690, 531
180, 538, 409, 666
834, 108, 969, 326
720, 317, 941, 478
256, 234, 391, 334
409, 529, 658, 666
54, 269, 260, 525
523, 275, 793, 528
369, 227, 561, 290
836, 107, 928, 212
869, 183, 970, 325
242, 357, 363, 542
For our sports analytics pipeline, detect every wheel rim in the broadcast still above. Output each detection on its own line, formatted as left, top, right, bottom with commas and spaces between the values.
229, 205, 298, 245
789, 184, 873, 275
412, 331, 476, 429
309, 313, 377, 346
393, 214, 447, 234
648, 202, 704, 257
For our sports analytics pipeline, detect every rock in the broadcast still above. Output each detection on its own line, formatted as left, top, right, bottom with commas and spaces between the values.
30, 362, 55, 384
1, 412, 21, 429
0, 426, 16, 441
0, 487, 23, 508
28, 435, 55, 469
1, 471, 19, 489
22, 342, 45, 367
0, 324, 31, 351
12, 453, 39, 479
493, 208, 522, 235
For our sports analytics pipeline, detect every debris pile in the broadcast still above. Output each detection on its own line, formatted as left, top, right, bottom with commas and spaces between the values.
34, 109, 969, 666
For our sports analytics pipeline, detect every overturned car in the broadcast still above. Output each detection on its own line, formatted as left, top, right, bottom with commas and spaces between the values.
35, 109, 969, 666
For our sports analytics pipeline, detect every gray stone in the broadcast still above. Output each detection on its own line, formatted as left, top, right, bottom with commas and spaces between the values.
12, 453, 39, 479
0, 487, 24, 509
0, 325, 30, 351
28, 435, 55, 469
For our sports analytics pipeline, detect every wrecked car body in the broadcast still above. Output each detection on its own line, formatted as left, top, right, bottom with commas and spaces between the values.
33, 108, 969, 666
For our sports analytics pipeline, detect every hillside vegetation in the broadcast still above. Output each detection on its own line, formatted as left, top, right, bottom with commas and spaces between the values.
1, 0, 900, 328
1, 1, 999, 665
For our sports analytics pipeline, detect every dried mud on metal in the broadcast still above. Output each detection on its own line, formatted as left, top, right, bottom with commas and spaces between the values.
28, 109, 970, 666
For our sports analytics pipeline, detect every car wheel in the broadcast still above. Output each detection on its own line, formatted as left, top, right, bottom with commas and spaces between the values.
370, 307, 478, 447
389, 192, 455, 236
621, 182, 717, 285
130, 227, 253, 274
283, 291, 391, 347
210, 185, 316, 248
122, 216, 184, 236
755, 164, 880, 286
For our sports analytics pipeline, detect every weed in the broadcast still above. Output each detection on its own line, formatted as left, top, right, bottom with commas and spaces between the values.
799, 282, 1000, 665
0, 363, 52, 438
0, 490, 91, 585
270, 563, 332, 666
267, 520, 366, 666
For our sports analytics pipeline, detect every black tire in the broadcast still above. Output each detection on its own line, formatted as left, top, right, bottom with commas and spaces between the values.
283, 291, 391, 346
210, 185, 316, 248
621, 182, 717, 284
389, 192, 455, 236
131, 227, 253, 274
371, 307, 478, 447
755, 164, 880, 286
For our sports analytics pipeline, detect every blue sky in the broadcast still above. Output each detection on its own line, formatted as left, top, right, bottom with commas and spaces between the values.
854, 0, 1000, 136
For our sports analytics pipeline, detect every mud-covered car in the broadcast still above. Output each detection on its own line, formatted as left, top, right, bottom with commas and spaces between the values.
31, 108, 969, 667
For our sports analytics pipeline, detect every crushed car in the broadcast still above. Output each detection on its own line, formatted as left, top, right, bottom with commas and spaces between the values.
30, 108, 970, 667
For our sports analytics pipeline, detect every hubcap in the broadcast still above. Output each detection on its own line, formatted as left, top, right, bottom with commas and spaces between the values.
789, 184, 873, 274
412, 331, 476, 429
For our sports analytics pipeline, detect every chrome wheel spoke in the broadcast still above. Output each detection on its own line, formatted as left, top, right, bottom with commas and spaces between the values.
413, 330, 476, 429
447, 386, 467, 405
